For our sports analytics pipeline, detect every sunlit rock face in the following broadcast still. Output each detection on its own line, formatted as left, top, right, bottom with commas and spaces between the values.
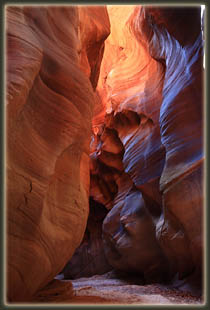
91, 5, 204, 285
90, 5, 168, 282
6, 5, 110, 301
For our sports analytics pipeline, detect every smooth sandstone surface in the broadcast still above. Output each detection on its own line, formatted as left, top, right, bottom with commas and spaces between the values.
6, 4, 204, 303
6, 5, 110, 301
90, 5, 204, 286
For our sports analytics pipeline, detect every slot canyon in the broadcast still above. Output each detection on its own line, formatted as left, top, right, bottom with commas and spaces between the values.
5, 4, 205, 306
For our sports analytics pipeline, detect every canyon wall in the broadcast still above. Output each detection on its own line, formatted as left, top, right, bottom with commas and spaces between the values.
6, 5, 110, 301
89, 5, 204, 285
6, 4, 204, 302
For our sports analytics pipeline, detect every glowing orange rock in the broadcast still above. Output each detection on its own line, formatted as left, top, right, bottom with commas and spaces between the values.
6, 5, 110, 301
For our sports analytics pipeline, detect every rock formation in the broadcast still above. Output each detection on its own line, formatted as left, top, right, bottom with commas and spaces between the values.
146, 7, 204, 281
6, 4, 204, 303
89, 5, 204, 286
6, 5, 110, 301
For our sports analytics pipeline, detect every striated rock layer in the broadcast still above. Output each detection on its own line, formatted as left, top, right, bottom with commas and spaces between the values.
6, 5, 110, 302
6, 3, 204, 303
90, 5, 204, 288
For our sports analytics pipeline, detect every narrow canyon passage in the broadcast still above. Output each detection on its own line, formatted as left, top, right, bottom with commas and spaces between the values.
5, 4, 204, 306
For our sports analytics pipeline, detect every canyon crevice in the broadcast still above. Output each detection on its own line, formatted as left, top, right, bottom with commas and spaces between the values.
6, 4, 204, 304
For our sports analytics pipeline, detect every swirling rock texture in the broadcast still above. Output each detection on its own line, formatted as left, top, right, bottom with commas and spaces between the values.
6, 5, 110, 302
89, 4, 204, 289
145, 7, 204, 282
6, 3, 204, 304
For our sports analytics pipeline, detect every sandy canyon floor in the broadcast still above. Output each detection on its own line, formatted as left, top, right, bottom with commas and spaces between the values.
32, 272, 203, 305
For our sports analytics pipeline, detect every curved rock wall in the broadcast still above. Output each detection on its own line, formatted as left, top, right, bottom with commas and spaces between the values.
6, 4, 204, 301
144, 6, 204, 281
90, 5, 204, 285
6, 5, 110, 301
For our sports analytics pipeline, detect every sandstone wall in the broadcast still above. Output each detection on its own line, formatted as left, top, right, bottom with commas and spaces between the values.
6, 4, 204, 300
90, 5, 204, 285
6, 5, 110, 301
